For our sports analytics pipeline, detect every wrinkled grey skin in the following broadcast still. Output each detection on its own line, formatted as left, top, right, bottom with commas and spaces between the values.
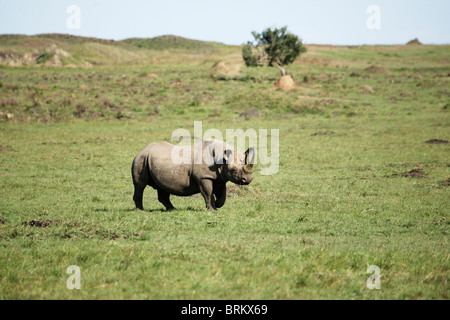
131, 139, 254, 211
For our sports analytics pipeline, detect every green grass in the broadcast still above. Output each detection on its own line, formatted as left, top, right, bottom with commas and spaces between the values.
0, 42, 449, 299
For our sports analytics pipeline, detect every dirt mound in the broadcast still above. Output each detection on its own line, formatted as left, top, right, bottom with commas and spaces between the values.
407, 38, 423, 45
425, 139, 448, 144
274, 75, 299, 91
362, 65, 390, 74
209, 61, 240, 80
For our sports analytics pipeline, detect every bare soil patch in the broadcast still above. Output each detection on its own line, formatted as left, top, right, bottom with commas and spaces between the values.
392, 169, 428, 178
22, 219, 54, 228
425, 139, 448, 144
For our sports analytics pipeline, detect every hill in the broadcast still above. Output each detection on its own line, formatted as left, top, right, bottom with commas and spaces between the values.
122, 35, 227, 51
0, 34, 229, 67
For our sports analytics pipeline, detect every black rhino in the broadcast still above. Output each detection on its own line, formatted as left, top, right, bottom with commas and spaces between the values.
131, 139, 254, 211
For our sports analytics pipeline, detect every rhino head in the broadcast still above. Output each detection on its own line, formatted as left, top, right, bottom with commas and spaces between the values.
219, 147, 255, 185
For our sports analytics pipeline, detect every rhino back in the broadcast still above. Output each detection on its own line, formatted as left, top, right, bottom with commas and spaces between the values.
147, 142, 198, 196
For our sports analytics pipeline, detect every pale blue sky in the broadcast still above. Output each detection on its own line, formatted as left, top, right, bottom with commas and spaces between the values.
0, 0, 449, 45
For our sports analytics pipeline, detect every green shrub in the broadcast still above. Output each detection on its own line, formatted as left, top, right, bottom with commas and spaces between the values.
37, 52, 55, 64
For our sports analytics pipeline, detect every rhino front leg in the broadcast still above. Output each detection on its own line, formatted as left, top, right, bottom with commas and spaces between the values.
157, 189, 175, 211
214, 184, 226, 209
199, 179, 216, 211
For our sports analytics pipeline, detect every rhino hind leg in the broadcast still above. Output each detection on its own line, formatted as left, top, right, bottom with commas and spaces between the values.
157, 189, 175, 211
133, 183, 146, 210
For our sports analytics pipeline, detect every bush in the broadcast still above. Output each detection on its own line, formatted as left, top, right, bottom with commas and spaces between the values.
37, 52, 54, 64
242, 26, 306, 76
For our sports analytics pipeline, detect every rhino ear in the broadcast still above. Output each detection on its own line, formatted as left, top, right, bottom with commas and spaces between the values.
213, 148, 232, 165
244, 147, 255, 166
223, 149, 232, 164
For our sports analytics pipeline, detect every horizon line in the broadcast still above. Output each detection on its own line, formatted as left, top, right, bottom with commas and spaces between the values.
0, 32, 449, 47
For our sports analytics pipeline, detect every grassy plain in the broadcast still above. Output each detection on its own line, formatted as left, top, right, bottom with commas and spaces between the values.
0, 37, 449, 299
